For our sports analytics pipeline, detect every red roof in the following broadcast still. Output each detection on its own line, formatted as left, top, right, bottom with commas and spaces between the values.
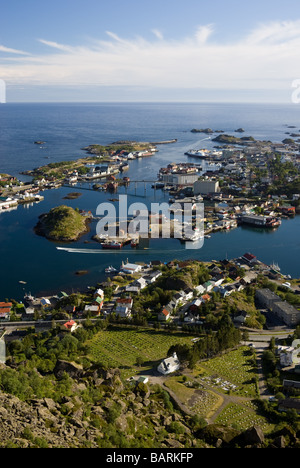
161, 309, 170, 316
117, 298, 133, 304
64, 320, 77, 329
0, 302, 12, 308
0, 309, 10, 316
243, 253, 256, 261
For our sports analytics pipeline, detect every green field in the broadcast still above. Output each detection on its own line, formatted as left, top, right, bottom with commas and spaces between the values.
87, 325, 198, 377
215, 402, 273, 433
197, 347, 259, 398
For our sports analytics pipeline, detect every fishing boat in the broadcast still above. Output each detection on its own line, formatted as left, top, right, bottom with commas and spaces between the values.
101, 240, 123, 250
105, 266, 118, 274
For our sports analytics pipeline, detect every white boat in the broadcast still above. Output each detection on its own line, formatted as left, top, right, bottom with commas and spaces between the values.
105, 266, 118, 274
185, 149, 211, 159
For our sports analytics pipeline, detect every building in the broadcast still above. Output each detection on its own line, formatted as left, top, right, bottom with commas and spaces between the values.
273, 301, 300, 327
158, 309, 170, 321
84, 304, 101, 316
157, 353, 180, 375
278, 399, 300, 415
63, 320, 79, 333
121, 262, 142, 274
255, 289, 281, 310
116, 306, 132, 319
194, 180, 220, 195
116, 298, 133, 309
256, 289, 300, 327
0, 302, 12, 321
242, 252, 257, 264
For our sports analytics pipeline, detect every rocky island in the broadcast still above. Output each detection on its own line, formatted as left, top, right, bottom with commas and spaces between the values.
35, 205, 91, 242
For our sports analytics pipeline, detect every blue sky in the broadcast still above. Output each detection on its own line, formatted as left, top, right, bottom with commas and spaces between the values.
1, 0, 300, 102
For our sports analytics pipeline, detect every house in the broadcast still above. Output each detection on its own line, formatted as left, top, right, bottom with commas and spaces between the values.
84, 304, 101, 316
203, 281, 214, 292
0, 302, 12, 321
126, 278, 147, 293
172, 292, 185, 307
278, 346, 294, 367
201, 294, 211, 303
144, 270, 162, 284
242, 252, 257, 264
116, 298, 133, 309
190, 298, 202, 312
116, 306, 132, 319
158, 309, 170, 321
63, 320, 79, 333
157, 353, 180, 375
41, 298, 51, 309
195, 285, 206, 296
183, 288, 194, 301
93, 296, 104, 310
94, 288, 104, 299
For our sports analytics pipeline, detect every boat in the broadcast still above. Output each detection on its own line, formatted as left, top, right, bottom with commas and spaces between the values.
19, 281, 27, 285
185, 149, 211, 159
131, 238, 139, 248
241, 215, 281, 229
101, 241, 123, 250
105, 266, 118, 274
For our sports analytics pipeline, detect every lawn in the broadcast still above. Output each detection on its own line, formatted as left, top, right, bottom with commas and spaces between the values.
165, 375, 223, 419
215, 401, 274, 433
87, 325, 198, 378
196, 347, 259, 398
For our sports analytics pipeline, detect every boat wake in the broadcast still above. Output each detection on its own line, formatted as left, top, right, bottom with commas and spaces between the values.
56, 247, 183, 254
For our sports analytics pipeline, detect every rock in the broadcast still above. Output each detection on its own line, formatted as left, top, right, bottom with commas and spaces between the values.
165, 438, 184, 448
53, 360, 84, 380
197, 424, 239, 446
234, 425, 265, 447
273, 435, 286, 448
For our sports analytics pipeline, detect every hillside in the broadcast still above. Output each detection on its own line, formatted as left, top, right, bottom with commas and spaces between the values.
35, 205, 91, 242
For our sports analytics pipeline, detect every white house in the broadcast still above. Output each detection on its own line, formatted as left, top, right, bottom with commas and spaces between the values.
121, 262, 142, 274
157, 353, 180, 375
195, 285, 206, 296
116, 306, 132, 319
41, 298, 51, 308
94, 288, 104, 299
278, 346, 294, 367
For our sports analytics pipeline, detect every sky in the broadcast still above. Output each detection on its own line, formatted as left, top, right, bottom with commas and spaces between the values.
1, 0, 300, 102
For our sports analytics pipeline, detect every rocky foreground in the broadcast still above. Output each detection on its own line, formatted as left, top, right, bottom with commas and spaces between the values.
0, 360, 299, 449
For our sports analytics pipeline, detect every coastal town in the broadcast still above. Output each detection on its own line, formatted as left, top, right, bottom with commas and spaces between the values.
0, 128, 300, 448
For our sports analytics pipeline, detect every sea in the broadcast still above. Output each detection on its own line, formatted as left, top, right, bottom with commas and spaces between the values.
0, 102, 299, 301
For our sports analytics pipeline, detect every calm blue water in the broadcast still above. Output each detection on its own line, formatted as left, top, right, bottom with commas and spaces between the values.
0, 102, 299, 301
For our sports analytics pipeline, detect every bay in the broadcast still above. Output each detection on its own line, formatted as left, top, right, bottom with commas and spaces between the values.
0, 102, 299, 301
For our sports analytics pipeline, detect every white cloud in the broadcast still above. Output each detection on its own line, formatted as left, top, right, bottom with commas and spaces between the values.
2, 21, 300, 95
195, 24, 214, 44
0, 45, 29, 55
151, 29, 164, 40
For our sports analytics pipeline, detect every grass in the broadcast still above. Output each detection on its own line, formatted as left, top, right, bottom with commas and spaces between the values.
165, 375, 223, 418
215, 402, 274, 433
87, 325, 198, 378
197, 347, 259, 398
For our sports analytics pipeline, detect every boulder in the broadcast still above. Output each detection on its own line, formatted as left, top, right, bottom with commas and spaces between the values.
53, 360, 84, 380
